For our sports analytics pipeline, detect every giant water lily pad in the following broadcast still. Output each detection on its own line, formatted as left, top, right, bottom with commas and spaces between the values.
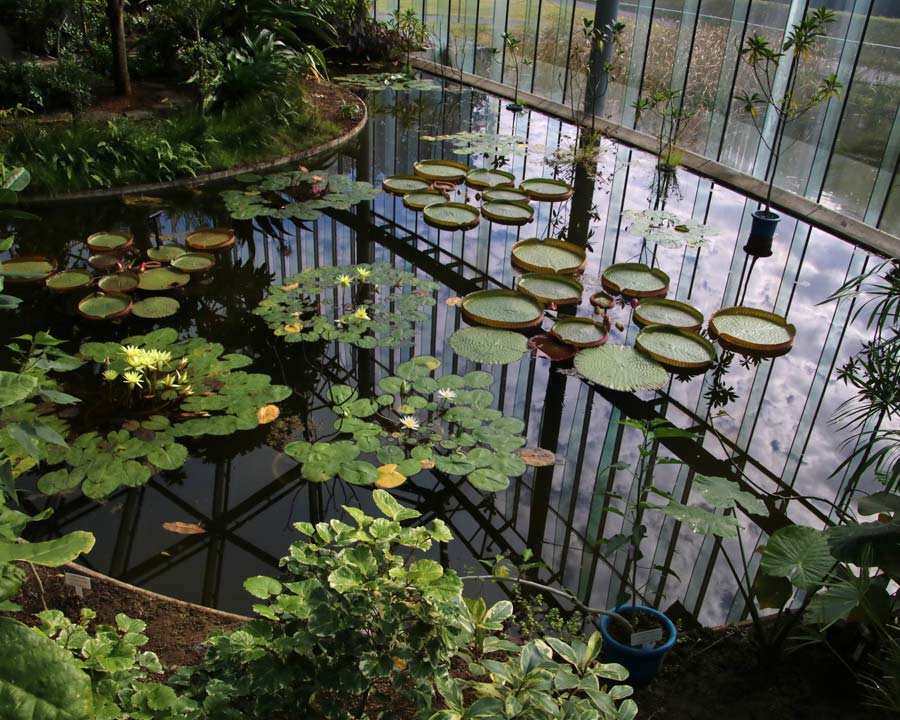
86, 231, 131, 253
402, 189, 449, 210
131, 296, 180, 319
633, 298, 704, 330
88, 254, 121, 271
413, 159, 469, 183
77, 292, 132, 320
520, 178, 573, 201
511, 239, 586, 274
98, 272, 139, 293
383, 175, 430, 195
574, 344, 668, 392
551, 318, 608, 348
138, 267, 191, 291
518, 273, 583, 305
601, 263, 669, 298
461, 289, 544, 329
483, 187, 530, 203
709, 307, 795, 355
172, 252, 215, 273
449, 326, 528, 365
423, 202, 480, 231
466, 168, 515, 190
186, 228, 235, 251
147, 245, 186, 263
46, 269, 92, 292
0, 256, 57, 283
635, 326, 716, 371
482, 200, 534, 226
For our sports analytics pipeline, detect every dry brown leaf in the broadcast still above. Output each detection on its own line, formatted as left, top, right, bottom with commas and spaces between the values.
257, 405, 280, 425
419, 459, 435, 469
162, 521, 206, 535
445, 297, 464, 307
517, 448, 557, 467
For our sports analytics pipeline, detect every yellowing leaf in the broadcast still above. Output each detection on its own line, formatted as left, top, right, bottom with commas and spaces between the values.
422, 358, 441, 370
162, 521, 206, 535
283, 323, 303, 334
282, 282, 299, 290
445, 296, 464, 307
517, 448, 556, 467
257, 405, 280, 424
375, 463, 407, 488
420, 459, 435, 469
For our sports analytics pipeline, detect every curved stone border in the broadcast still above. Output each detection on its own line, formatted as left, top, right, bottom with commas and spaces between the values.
63, 560, 251, 623
413, 58, 900, 259
22, 85, 367, 206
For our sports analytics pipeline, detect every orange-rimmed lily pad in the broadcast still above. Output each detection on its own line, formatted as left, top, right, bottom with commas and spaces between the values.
520, 178, 573, 201
550, 317, 608, 348
423, 202, 480, 231
635, 325, 716, 371
413, 159, 469, 183
483, 187, 530, 203
186, 228, 235, 251
511, 239, 586, 274
601, 263, 669, 298
77, 291, 132, 320
465, 168, 515, 190
138, 267, 191, 291
147, 245, 187, 263
709, 307, 795, 356
461, 289, 544, 329
518, 273, 583, 305
86, 231, 132, 253
0, 256, 58, 284
172, 252, 215, 273
633, 298, 704, 331
402, 189, 449, 210
98, 272, 140, 293
88, 254, 121, 271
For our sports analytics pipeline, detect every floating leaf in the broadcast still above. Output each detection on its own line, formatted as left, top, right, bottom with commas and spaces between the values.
462, 290, 543, 329
520, 177, 573, 201
131, 296, 180, 319
0, 256, 57, 283
172, 252, 215, 273
624, 209, 717, 248
86, 231, 131, 252
97, 272, 139, 293
633, 298, 704, 330
574, 345, 668, 392
511, 239, 585, 274
551, 318, 608, 348
709, 307, 795, 354
138, 267, 190, 291
77, 292, 132, 320
146, 245, 186, 262
518, 447, 556, 466
162, 521, 206, 535
375, 463, 407, 489
481, 200, 534, 226
185, 228, 234, 251
46, 270, 93, 292
483, 187, 530, 203
402, 189, 449, 210
527, 335, 576, 361
257, 405, 281, 424
465, 168, 515, 189
635, 326, 716, 370
449, 327, 527, 365
383, 175, 430, 195
413, 159, 469, 183
601, 263, 669, 298
518, 273, 583, 305
422, 202, 480, 231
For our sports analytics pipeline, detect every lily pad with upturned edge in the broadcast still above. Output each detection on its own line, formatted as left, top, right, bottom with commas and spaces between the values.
483, 187, 530, 203
77, 292, 132, 320
131, 296, 181, 319
423, 202, 480, 231
511, 239, 586, 274
461, 289, 544, 329
449, 326, 528, 365
402, 189, 449, 210
46, 269, 92, 292
0, 256, 57, 283
86, 231, 132, 253
172, 253, 215, 273
481, 201, 535, 226
633, 298, 704, 330
520, 178, 574, 201
574, 344, 668, 392
98, 272, 140, 293
147, 245, 187, 263
88, 254, 121, 271
709, 307, 795, 355
635, 326, 716, 371
413, 159, 469, 183
465, 168, 516, 190
186, 228, 235, 251
518, 273, 583, 305
551, 318, 608, 348
138, 267, 191, 291
601, 263, 669, 298
382, 175, 431, 195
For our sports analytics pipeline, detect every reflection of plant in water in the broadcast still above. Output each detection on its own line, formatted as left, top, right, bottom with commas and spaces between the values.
284, 356, 528, 492
255, 262, 438, 349
624, 209, 717, 249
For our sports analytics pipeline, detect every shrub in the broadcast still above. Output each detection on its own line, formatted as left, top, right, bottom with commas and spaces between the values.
0, 58, 100, 114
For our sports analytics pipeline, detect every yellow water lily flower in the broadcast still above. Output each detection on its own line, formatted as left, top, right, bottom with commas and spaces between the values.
356, 266, 372, 280
353, 306, 370, 321
375, 464, 407, 489
337, 274, 353, 287
123, 370, 143, 388
102, 369, 119, 382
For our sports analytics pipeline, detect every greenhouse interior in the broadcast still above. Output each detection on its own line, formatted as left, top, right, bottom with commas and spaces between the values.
0, 0, 898, 717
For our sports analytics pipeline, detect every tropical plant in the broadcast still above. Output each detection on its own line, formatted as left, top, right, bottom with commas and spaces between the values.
254, 262, 437, 349
284, 356, 529, 492
565, 17, 625, 133
735, 7, 841, 215
386, 7, 430, 75
498, 32, 532, 111
633, 88, 696, 171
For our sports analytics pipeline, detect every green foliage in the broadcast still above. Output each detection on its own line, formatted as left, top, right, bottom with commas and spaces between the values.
222, 169, 380, 221
284, 356, 528, 492
334, 72, 438, 92
0, 58, 100, 115
623, 209, 717, 249
254, 262, 436, 349
633, 88, 695, 170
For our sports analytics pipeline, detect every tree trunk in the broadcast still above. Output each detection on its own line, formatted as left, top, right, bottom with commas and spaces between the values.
107, 0, 131, 96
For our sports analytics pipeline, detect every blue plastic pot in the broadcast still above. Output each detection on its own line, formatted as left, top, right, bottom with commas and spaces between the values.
750, 209, 780, 241
598, 605, 677, 685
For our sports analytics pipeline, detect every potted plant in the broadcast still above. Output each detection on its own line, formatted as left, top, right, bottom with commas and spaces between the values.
735, 8, 841, 247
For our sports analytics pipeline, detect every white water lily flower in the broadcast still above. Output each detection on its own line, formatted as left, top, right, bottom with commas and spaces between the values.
400, 415, 420, 431
436, 388, 457, 401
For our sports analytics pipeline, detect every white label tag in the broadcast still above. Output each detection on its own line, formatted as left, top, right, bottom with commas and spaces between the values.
630, 628, 663, 649
64, 573, 91, 597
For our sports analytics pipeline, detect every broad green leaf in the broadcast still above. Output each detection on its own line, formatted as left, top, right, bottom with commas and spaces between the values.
693, 474, 768, 516
244, 576, 283, 599
0, 372, 37, 408
372, 489, 420, 522
760, 526, 834, 591
468, 468, 510, 492
0, 531, 95, 566
661, 502, 739, 538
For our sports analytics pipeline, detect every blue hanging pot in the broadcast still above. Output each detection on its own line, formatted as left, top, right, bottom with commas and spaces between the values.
598, 605, 677, 685
750, 209, 780, 242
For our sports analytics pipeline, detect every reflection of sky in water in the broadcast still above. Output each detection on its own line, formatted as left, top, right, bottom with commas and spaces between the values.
12, 79, 892, 625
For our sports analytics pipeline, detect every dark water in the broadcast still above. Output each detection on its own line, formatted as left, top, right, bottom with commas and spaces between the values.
6, 77, 882, 626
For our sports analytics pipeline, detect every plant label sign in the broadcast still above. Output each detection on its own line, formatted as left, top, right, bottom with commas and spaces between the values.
630, 628, 663, 649
64, 572, 92, 597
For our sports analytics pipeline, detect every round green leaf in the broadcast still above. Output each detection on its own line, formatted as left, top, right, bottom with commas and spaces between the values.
468, 468, 510, 492
760, 526, 834, 591
449, 327, 527, 365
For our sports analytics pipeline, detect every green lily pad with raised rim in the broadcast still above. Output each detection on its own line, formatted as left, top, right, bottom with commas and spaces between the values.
383, 175, 431, 195
77, 292, 132, 320
402, 189, 449, 211
423, 202, 480, 231
483, 187, 530, 203
511, 239, 586, 274
147, 245, 187, 263
86, 231, 131, 253
550, 317, 608, 348
131, 296, 181, 319
635, 326, 716, 371
186, 228, 235, 252
590, 292, 616, 310
461, 289, 544, 329
517, 273, 583, 305
449, 326, 528, 365
98, 272, 140, 293
46, 269, 93, 292
601, 263, 670, 298
137, 267, 191, 292
481, 200, 535, 226
413, 159, 469, 183
465, 168, 515, 190
709, 307, 796, 355
172, 252, 215, 273
520, 178, 574, 201
0, 256, 57, 283
574, 344, 668, 392
633, 298, 704, 331
88, 254, 121, 271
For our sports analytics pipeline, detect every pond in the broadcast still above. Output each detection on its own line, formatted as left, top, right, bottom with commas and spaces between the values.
6, 75, 882, 626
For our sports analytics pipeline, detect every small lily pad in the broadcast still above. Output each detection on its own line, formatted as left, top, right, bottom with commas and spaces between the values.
131, 296, 181, 319
98, 272, 140, 293
77, 292, 132, 320
483, 187, 530, 203
0, 256, 57, 283
413, 159, 469, 183
449, 326, 528, 365
147, 245, 187, 263
551, 317, 608, 348
423, 202, 480, 231
528, 334, 576, 361
633, 298, 704, 331
518, 273, 583, 305
635, 326, 716, 371
601, 263, 669, 298
511, 239, 586, 274
465, 168, 515, 190
383, 175, 430, 195
574, 344, 668, 392
481, 200, 534, 226
186, 228, 235, 251
709, 307, 795, 355
45, 269, 92, 292
88, 254, 121, 271
520, 178, 573, 201
462, 289, 544, 329
402, 189, 449, 210
86, 231, 131, 253
172, 252, 215, 273
590, 292, 616, 310
138, 267, 191, 291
